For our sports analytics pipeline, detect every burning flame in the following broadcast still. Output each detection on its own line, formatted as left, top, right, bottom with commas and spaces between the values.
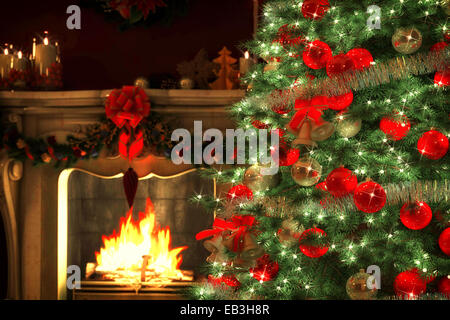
95, 198, 187, 280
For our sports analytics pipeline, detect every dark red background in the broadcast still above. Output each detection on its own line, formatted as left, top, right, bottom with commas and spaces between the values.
0, 0, 259, 89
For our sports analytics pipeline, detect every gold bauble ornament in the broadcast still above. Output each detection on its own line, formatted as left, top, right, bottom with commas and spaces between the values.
41, 153, 52, 164
392, 27, 422, 55
134, 77, 149, 88
346, 269, 378, 300
243, 164, 280, 192
179, 77, 194, 89
336, 116, 362, 138
291, 156, 322, 187
442, 0, 450, 15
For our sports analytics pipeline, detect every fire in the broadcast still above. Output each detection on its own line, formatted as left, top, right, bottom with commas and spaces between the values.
95, 198, 187, 281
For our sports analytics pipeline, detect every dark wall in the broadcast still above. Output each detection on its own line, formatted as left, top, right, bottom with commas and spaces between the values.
0, 213, 7, 299
0, 0, 257, 89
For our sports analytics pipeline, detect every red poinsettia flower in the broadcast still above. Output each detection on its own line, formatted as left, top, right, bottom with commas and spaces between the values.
108, 0, 167, 20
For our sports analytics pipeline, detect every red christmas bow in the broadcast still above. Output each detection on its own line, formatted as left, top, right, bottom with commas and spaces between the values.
105, 86, 150, 129
229, 215, 256, 252
195, 218, 237, 240
288, 95, 329, 131
105, 86, 150, 161
195, 215, 257, 252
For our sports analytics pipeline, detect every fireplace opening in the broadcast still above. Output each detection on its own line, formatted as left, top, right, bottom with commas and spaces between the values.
0, 211, 7, 299
65, 169, 214, 299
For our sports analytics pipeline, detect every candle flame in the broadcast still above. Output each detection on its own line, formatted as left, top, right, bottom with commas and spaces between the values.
18, 51, 22, 59
44, 38, 49, 46
4, 49, 8, 55
245, 51, 250, 59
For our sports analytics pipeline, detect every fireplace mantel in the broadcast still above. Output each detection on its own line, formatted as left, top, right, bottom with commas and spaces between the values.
0, 89, 245, 110
0, 89, 243, 300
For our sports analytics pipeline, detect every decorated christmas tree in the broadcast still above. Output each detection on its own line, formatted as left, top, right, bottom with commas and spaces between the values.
190, 0, 449, 300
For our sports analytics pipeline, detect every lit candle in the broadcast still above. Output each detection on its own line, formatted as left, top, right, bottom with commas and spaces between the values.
0, 48, 10, 79
32, 38, 36, 59
35, 33, 57, 75
14, 51, 28, 72
239, 51, 253, 77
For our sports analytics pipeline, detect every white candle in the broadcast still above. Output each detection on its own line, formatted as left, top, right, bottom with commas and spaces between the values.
0, 49, 10, 79
239, 51, 253, 76
32, 38, 36, 59
35, 36, 57, 75
13, 51, 28, 71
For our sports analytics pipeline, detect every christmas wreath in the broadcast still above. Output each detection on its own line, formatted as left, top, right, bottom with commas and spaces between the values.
89, 0, 189, 29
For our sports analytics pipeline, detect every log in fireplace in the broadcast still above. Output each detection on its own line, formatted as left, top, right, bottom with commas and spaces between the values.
0, 89, 243, 299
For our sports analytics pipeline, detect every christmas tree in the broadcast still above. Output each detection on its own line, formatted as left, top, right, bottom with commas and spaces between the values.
191, 0, 450, 300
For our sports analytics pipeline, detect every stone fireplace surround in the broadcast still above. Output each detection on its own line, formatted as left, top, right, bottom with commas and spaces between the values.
0, 89, 243, 300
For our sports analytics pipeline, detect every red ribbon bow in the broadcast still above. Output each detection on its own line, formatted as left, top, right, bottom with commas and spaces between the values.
288, 95, 329, 131
105, 86, 150, 129
229, 215, 256, 252
105, 86, 150, 161
195, 215, 256, 252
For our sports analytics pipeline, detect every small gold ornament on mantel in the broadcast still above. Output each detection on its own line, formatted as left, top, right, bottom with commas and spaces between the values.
346, 269, 378, 300
391, 27, 422, 55
134, 77, 149, 89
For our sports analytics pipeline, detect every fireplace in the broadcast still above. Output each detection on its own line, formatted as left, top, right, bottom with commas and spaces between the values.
63, 168, 213, 299
0, 89, 243, 299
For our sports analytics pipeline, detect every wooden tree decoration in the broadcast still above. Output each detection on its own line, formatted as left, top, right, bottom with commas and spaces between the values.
209, 47, 238, 90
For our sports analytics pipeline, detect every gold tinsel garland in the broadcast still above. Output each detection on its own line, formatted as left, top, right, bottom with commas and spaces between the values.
320, 180, 449, 216
262, 48, 449, 107
259, 180, 449, 218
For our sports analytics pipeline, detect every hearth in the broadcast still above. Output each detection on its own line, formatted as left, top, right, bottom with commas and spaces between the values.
64, 168, 213, 300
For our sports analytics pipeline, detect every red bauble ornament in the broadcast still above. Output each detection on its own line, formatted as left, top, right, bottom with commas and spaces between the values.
270, 89, 292, 115
302, 40, 333, 70
325, 167, 358, 198
276, 24, 305, 52
417, 130, 449, 160
208, 274, 240, 288
353, 181, 386, 213
346, 48, 373, 71
301, 0, 330, 20
299, 227, 329, 258
379, 114, 411, 141
399, 201, 432, 230
327, 91, 353, 110
438, 276, 450, 298
434, 66, 450, 87
250, 254, 279, 282
316, 181, 328, 192
271, 143, 300, 167
326, 54, 355, 78
227, 185, 254, 201
394, 269, 427, 299
272, 104, 293, 115
252, 120, 269, 129
439, 228, 450, 256
430, 42, 448, 52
